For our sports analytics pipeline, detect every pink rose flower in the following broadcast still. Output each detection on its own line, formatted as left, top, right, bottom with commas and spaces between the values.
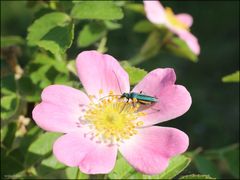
32, 51, 191, 175
144, 0, 200, 55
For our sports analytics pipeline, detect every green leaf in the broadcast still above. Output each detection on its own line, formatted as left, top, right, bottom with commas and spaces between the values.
67, 60, 77, 76
1, 125, 8, 142
18, 76, 41, 102
37, 23, 74, 55
194, 155, 220, 178
27, 12, 73, 55
130, 31, 161, 65
125, 3, 145, 14
65, 167, 89, 179
165, 37, 198, 62
133, 20, 156, 33
223, 146, 239, 178
1, 36, 24, 48
1, 148, 24, 176
25, 132, 61, 167
41, 155, 65, 170
127, 172, 143, 179
108, 157, 134, 179
104, 20, 122, 30
1, 75, 16, 95
2, 122, 17, 149
77, 22, 107, 48
121, 61, 147, 85
27, 12, 71, 45
222, 71, 240, 83
65, 167, 78, 179
27, 132, 61, 155
1, 94, 19, 120
26, 53, 69, 89
19, 126, 42, 153
71, 1, 123, 20
179, 174, 216, 179
144, 155, 191, 179
1, 94, 17, 110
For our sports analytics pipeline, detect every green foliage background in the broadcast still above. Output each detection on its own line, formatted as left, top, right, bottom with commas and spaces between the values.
1, 1, 239, 179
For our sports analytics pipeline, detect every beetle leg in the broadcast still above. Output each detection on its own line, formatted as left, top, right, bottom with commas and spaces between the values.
120, 99, 129, 113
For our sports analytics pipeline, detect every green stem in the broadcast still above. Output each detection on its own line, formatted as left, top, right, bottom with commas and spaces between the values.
76, 168, 80, 179
97, 36, 108, 53
129, 30, 173, 66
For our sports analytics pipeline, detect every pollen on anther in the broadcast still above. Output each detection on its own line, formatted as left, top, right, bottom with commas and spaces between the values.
109, 90, 114, 95
99, 89, 103, 95
83, 93, 144, 145
136, 121, 144, 127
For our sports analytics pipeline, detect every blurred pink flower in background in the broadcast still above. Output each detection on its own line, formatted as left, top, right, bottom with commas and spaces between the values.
32, 51, 191, 175
144, 0, 200, 55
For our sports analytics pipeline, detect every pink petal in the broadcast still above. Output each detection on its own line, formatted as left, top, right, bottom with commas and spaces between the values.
132, 68, 192, 126
143, 0, 167, 24
32, 85, 89, 133
119, 126, 189, 175
53, 131, 118, 174
176, 13, 193, 28
177, 30, 200, 55
76, 51, 129, 97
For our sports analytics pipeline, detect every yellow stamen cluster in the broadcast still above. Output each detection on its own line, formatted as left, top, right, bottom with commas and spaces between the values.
83, 90, 145, 144
165, 7, 189, 30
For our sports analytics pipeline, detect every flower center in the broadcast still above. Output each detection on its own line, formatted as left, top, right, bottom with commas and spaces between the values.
82, 90, 144, 145
165, 7, 189, 30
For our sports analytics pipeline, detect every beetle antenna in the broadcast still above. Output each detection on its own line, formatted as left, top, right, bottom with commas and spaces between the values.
112, 70, 123, 94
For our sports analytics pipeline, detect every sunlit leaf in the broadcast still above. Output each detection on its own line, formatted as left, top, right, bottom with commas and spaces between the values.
27, 132, 61, 155
1, 94, 17, 110
67, 60, 77, 76
65, 167, 78, 179
165, 37, 198, 62
1, 36, 24, 48
27, 12, 73, 55
26, 53, 69, 89
65, 167, 89, 179
121, 61, 147, 85
37, 23, 74, 55
19, 126, 42, 153
1, 125, 8, 142
104, 20, 122, 30
1, 94, 19, 120
222, 71, 239, 83
25, 132, 61, 167
144, 155, 191, 179
41, 155, 65, 169
133, 20, 156, 33
127, 172, 143, 179
77, 22, 107, 48
194, 155, 220, 178
124, 155, 191, 179
71, 1, 123, 20
108, 157, 134, 179
179, 174, 216, 179
27, 12, 71, 45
